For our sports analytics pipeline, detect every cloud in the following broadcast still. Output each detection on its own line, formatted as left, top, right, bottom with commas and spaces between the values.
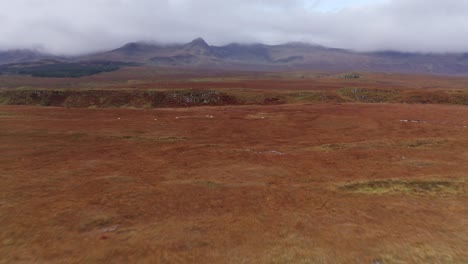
0, 0, 467, 55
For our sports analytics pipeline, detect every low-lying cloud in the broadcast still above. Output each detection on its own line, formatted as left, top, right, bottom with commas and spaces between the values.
1, 0, 467, 55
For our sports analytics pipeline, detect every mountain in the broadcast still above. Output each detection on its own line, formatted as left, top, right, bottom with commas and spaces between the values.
2, 38, 468, 75
87, 38, 468, 75
0, 50, 62, 65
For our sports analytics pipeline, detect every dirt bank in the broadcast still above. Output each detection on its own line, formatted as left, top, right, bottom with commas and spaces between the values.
0, 89, 242, 108
1, 87, 467, 109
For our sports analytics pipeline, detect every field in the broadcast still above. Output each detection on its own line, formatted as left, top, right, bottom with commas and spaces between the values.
0, 69, 467, 263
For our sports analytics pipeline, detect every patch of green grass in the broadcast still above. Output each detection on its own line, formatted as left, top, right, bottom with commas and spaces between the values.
341, 179, 467, 195
0, 95, 9, 104
399, 138, 447, 149
377, 242, 467, 264
196, 181, 223, 189
314, 143, 345, 151
338, 87, 400, 103
0, 112, 15, 116
404, 140, 435, 148
285, 92, 325, 103
157, 136, 187, 142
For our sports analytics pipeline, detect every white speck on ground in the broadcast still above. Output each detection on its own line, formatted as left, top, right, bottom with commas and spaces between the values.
270, 150, 284, 155
101, 225, 118, 233
400, 119, 426, 123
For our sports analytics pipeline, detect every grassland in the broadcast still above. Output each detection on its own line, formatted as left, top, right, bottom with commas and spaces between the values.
0, 69, 467, 263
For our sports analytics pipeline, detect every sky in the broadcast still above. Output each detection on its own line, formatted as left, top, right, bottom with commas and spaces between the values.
0, 0, 467, 55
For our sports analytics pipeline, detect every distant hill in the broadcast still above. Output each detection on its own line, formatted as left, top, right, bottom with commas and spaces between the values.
0, 50, 62, 65
2, 38, 468, 75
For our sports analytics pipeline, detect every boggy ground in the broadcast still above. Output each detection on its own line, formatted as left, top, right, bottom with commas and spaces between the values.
0, 102, 467, 263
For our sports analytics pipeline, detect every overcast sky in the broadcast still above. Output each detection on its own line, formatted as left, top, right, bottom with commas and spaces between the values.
1, 0, 467, 55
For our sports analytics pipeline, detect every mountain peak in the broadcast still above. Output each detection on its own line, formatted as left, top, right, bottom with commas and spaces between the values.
190, 37, 208, 46
186, 38, 210, 50
184, 38, 211, 55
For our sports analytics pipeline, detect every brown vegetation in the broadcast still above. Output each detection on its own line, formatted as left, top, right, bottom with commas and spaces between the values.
0, 71, 467, 263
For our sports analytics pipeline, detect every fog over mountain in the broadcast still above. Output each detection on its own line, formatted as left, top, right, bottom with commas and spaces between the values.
1, 0, 468, 55
3, 37, 468, 76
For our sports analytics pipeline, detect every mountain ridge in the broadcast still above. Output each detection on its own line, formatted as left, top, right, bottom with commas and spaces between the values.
2, 38, 468, 75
